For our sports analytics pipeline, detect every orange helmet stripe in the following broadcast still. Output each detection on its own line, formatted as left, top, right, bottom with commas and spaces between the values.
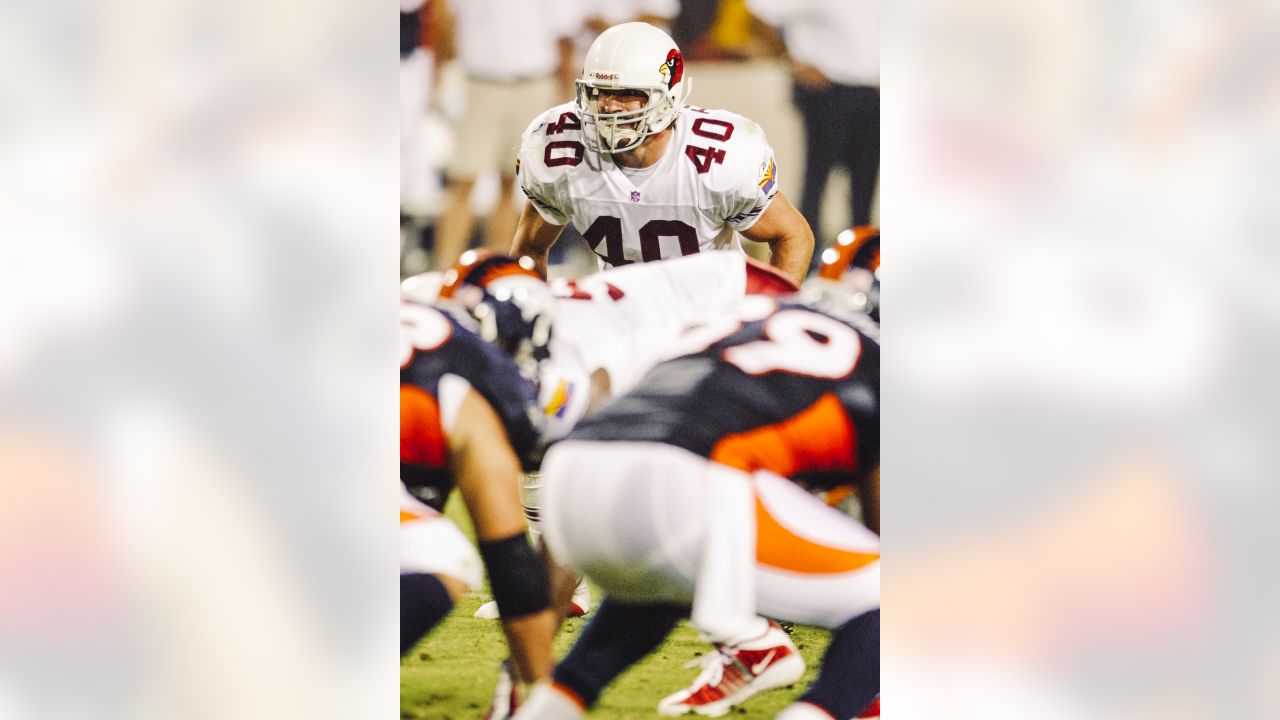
819, 225, 880, 280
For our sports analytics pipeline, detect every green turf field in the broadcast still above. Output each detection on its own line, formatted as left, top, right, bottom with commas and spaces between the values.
401, 497, 832, 719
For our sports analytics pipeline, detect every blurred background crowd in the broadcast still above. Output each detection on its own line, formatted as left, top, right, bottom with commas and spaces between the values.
399, 0, 880, 278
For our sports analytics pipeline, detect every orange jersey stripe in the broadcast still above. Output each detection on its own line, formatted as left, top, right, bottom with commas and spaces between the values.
755, 493, 879, 574
401, 384, 448, 467
710, 393, 856, 478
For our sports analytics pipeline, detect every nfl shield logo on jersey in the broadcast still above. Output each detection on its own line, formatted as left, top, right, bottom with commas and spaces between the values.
630, 190, 641, 203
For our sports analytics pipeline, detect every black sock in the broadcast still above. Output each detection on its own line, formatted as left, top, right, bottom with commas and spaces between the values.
400, 573, 453, 656
553, 598, 686, 708
801, 609, 879, 717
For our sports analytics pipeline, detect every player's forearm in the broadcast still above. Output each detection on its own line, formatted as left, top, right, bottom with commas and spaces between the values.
767, 230, 813, 287
511, 242, 549, 279
501, 610, 557, 683
511, 205, 563, 279
741, 192, 814, 286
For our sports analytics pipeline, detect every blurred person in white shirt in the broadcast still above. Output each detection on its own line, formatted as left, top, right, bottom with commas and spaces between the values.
432, 0, 582, 271
568, 0, 680, 80
401, 0, 452, 258
747, 0, 879, 277
580, 0, 679, 36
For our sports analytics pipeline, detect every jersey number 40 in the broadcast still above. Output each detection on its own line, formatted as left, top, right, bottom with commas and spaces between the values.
542, 112, 734, 176
583, 215, 700, 265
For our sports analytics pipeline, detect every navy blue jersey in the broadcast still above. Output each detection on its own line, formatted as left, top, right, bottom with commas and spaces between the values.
400, 302, 540, 509
569, 298, 879, 488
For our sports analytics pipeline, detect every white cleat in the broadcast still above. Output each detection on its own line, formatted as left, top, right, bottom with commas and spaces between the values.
483, 660, 521, 720
567, 578, 591, 617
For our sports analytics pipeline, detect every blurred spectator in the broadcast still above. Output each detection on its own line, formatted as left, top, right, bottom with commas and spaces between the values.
747, 0, 879, 275
432, 0, 581, 271
401, 0, 451, 226
677, 0, 784, 60
578, 0, 680, 36
568, 0, 680, 76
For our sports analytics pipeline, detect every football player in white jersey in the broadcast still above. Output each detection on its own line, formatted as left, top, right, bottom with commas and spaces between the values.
511, 22, 814, 287
409, 250, 799, 444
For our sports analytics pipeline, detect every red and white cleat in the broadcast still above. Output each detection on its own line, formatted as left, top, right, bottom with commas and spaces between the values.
483, 660, 521, 720
475, 578, 592, 619
657, 621, 805, 717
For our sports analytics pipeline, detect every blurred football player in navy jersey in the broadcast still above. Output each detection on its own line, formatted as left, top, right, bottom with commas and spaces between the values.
512, 278, 881, 720
399, 287, 557, 687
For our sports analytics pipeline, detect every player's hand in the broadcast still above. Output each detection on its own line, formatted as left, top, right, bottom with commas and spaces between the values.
793, 62, 832, 91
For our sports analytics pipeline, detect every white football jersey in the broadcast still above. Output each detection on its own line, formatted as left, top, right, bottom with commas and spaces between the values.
537, 251, 749, 442
518, 103, 781, 269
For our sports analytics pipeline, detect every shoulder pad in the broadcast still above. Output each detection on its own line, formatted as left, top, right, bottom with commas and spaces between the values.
518, 102, 585, 181
679, 107, 773, 194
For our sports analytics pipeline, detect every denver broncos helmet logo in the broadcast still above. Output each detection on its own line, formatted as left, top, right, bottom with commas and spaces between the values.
658, 49, 683, 90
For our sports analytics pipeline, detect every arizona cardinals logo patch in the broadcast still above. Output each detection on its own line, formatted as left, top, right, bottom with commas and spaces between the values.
658, 49, 683, 90
758, 157, 777, 194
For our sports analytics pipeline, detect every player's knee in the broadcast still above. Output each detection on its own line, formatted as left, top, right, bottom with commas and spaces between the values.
434, 572, 469, 604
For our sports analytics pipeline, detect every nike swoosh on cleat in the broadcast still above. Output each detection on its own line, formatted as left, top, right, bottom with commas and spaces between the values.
750, 649, 779, 675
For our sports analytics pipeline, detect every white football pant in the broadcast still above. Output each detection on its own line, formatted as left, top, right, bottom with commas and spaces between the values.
540, 441, 880, 643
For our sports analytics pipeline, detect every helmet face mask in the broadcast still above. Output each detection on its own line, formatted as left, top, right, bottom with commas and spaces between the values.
799, 273, 880, 332
575, 84, 674, 154
809, 226, 880, 323
574, 22, 689, 155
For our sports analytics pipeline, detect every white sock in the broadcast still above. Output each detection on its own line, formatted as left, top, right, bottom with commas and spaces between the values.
722, 616, 772, 648
512, 682, 585, 720
691, 471, 760, 644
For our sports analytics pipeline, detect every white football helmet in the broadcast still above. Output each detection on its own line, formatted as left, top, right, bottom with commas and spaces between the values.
575, 22, 691, 154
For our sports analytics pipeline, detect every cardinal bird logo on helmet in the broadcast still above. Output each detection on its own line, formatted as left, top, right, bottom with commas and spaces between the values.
658, 49, 683, 89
